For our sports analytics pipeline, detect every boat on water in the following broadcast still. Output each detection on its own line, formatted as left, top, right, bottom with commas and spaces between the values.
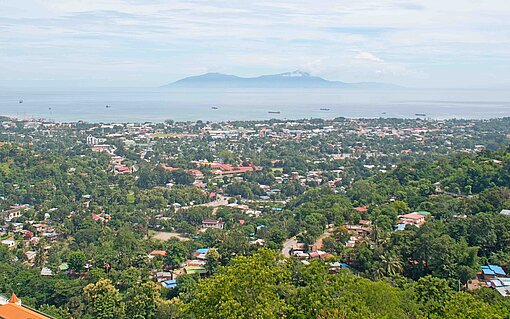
211, 106, 218, 109
415, 113, 426, 116
19, 99, 23, 104
320, 108, 330, 111
105, 105, 111, 108
268, 111, 281, 114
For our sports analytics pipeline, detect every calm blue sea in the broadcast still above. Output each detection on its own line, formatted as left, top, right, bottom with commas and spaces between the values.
0, 87, 509, 122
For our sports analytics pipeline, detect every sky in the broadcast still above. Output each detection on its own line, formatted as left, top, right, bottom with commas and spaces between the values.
0, 0, 509, 88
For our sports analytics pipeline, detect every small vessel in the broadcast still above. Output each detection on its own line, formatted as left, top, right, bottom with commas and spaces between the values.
19, 99, 23, 104
268, 111, 281, 114
320, 108, 330, 111
211, 106, 218, 110
382, 112, 387, 114
105, 105, 111, 108
415, 113, 426, 117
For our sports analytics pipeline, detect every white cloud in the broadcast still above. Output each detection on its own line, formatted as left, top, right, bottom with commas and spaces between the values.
355, 51, 384, 63
0, 0, 509, 87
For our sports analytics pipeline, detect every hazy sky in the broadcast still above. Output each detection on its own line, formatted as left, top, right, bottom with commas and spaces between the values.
1, 0, 509, 88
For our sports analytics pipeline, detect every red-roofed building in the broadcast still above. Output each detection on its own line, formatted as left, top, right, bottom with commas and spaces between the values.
0, 293, 55, 318
149, 250, 167, 259
187, 169, 204, 179
398, 213, 426, 226
161, 165, 179, 171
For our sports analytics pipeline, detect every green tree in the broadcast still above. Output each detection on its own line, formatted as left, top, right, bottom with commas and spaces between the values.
68, 251, 86, 273
82, 279, 125, 319
205, 248, 221, 275
124, 281, 160, 319
439, 292, 508, 319
38, 304, 72, 319
186, 249, 289, 319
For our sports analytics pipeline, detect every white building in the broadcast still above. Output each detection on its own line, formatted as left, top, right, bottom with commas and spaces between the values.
201, 219, 225, 230
1, 239, 16, 249
87, 135, 99, 145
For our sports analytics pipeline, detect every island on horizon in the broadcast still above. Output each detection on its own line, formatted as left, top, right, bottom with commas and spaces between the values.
162, 70, 403, 89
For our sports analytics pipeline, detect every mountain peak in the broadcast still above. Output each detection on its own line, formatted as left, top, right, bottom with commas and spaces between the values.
280, 70, 310, 77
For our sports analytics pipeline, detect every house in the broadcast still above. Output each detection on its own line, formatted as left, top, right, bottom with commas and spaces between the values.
184, 266, 207, 275
193, 248, 210, 260
328, 262, 349, 273
1, 209, 22, 221
186, 259, 206, 267
500, 209, 510, 217
345, 224, 372, 236
1, 239, 16, 249
154, 272, 173, 282
162, 279, 177, 289
398, 213, 427, 226
481, 264, 506, 280
480, 265, 510, 298
11, 222, 23, 232
202, 219, 225, 230
0, 293, 56, 318
24, 251, 37, 263
149, 250, 167, 259
187, 169, 204, 179
40, 267, 53, 276
20, 230, 34, 239
114, 165, 131, 175
58, 263, 69, 272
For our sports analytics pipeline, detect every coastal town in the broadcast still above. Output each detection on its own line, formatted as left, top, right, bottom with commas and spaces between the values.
0, 115, 509, 318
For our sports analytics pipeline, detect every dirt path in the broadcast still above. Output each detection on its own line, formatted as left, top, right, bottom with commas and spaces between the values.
312, 229, 333, 251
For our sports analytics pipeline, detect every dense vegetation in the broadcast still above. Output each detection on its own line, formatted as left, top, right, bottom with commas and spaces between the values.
0, 117, 509, 318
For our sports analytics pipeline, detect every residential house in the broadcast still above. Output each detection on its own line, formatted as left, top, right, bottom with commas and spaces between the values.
40, 267, 53, 276
201, 219, 225, 230
24, 251, 37, 263
148, 250, 167, 260
481, 264, 506, 280
184, 266, 207, 275
480, 265, 510, 298
398, 213, 427, 227
161, 279, 177, 289
1, 209, 22, 221
154, 272, 173, 283
1, 239, 16, 249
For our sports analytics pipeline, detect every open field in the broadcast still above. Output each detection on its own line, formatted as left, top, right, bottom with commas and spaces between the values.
150, 230, 189, 241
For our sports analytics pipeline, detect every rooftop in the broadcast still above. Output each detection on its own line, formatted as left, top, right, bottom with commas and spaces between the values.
0, 293, 55, 319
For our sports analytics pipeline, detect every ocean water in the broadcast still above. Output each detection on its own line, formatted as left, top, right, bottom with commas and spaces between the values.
0, 87, 509, 122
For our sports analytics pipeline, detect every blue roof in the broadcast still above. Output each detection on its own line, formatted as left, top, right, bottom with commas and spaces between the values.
488, 265, 506, 276
162, 279, 177, 289
481, 266, 495, 275
195, 248, 209, 254
340, 263, 349, 267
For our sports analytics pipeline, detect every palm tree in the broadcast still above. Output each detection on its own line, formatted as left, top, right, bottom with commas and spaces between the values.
380, 253, 403, 277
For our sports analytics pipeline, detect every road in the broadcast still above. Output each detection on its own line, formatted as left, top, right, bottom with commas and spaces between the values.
202, 195, 229, 208
282, 237, 297, 258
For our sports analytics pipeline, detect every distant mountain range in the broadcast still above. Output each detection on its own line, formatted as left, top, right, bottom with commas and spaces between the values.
162, 71, 403, 89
